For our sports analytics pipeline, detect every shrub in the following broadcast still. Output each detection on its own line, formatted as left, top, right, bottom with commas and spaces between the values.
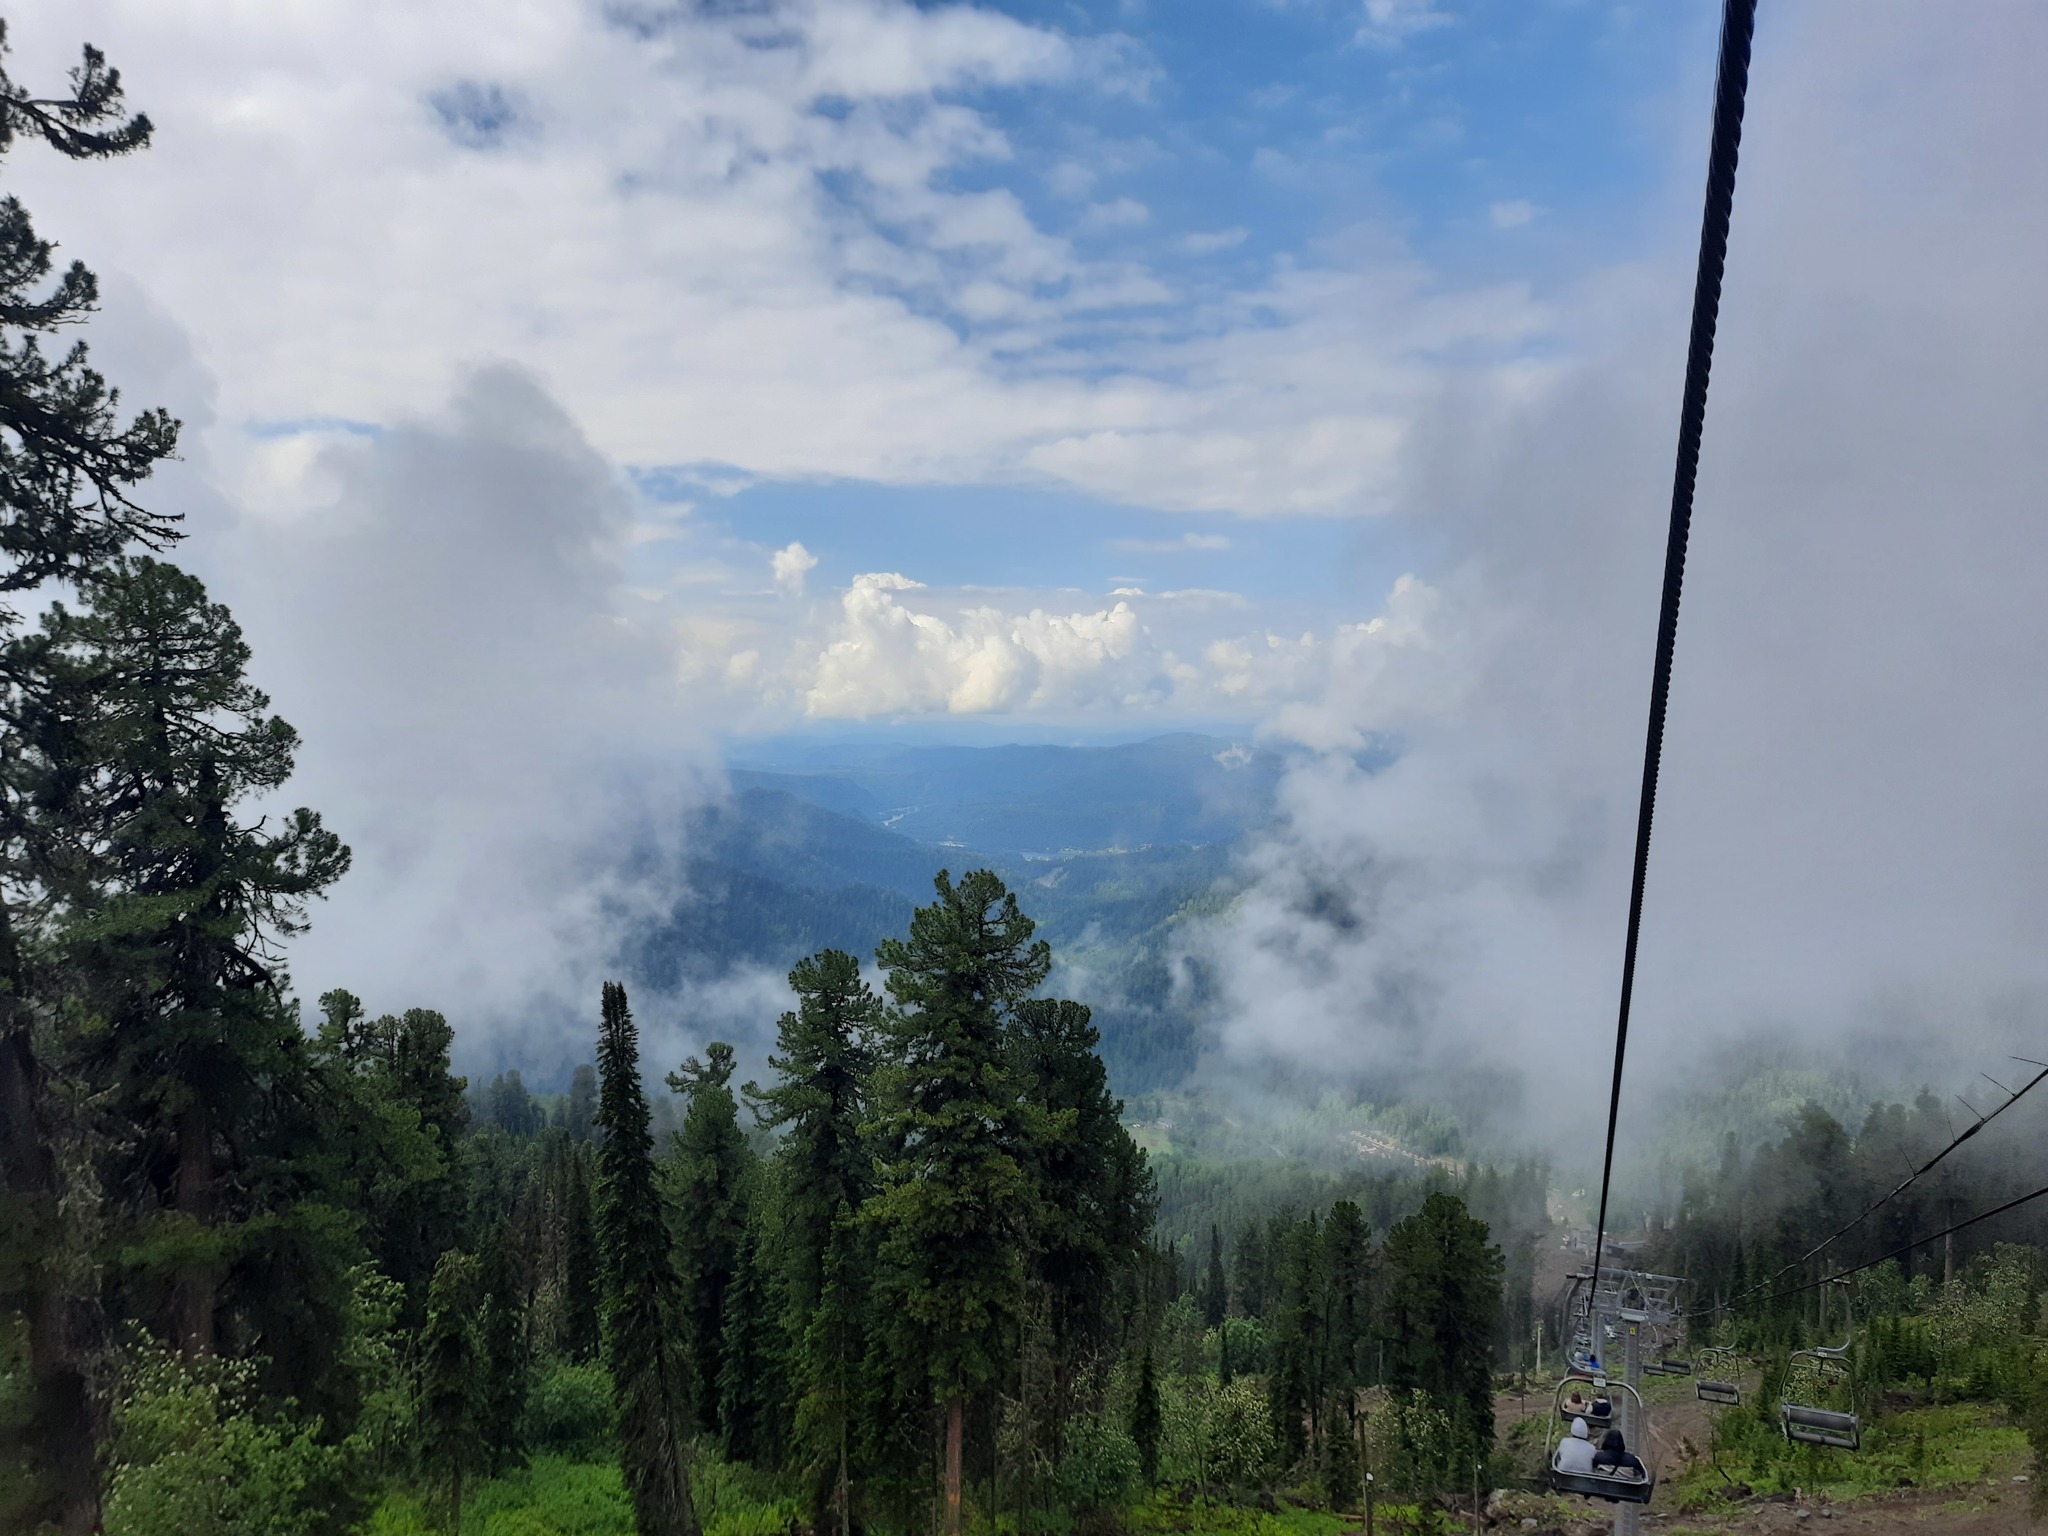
521, 1360, 615, 1458
103, 1350, 348, 1536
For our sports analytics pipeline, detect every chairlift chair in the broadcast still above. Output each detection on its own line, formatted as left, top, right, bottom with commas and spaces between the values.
1547, 1378, 1655, 1506
1555, 1372, 1616, 1431
1694, 1344, 1741, 1407
1780, 1344, 1859, 1450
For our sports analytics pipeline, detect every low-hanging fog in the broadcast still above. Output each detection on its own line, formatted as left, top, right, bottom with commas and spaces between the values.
1197, 4, 2048, 1161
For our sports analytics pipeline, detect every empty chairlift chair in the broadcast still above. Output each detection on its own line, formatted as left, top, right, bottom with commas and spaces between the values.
1780, 1345, 1859, 1450
1695, 1345, 1741, 1407
1549, 1378, 1654, 1506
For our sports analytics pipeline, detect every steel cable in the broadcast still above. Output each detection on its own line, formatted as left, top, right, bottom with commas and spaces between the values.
1588, 0, 1761, 1290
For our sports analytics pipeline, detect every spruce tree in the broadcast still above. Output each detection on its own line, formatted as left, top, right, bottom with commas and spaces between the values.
868, 870, 1050, 1536
418, 1249, 485, 1535
595, 981, 699, 1536
665, 1040, 754, 1440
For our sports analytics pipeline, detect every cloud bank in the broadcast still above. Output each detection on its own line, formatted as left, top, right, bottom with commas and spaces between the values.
1196, 4, 2048, 1149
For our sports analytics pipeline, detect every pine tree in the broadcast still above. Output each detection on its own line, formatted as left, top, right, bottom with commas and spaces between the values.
665, 1040, 755, 1440
595, 981, 700, 1536
1204, 1224, 1228, 1330
746, 949, 878, 1325
1131, 1343, 1162, 1488
0, 41, 185, 1524
566, 1062, 599, 1142
716, 1224, 786, 1467
868, 870, 1050, 1536
418, 1249, 485, 1535
1382, 1192, 1504, 1460
478, 1220, 531, 1473
563, 1145, 601, 1362
29, 559, 347, 1356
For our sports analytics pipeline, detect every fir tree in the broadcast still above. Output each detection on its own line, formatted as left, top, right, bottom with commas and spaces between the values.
745, 949, 878, 1324
595, 981, 699, 1536
868, 870, 1050, 1536
418, 1249, 485, 1535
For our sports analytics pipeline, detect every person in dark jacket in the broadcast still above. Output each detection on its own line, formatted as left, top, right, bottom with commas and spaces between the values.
1592, 1429, 1645, 1478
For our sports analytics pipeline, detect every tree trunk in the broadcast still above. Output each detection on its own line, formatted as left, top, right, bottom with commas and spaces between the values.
0, 962, 102, 1535
173, 1097, 216, 1356
944, 1392, 964, 1536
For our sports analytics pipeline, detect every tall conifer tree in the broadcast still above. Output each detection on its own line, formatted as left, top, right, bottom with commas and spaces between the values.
869, 870, 1049, 1536
595, 981, 699, 1536
666, 1040, 754, 1440
0, 34, 176, 1528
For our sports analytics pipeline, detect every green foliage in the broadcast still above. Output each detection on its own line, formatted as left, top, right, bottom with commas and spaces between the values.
102, 1350, 346, 1536
1206, 1377, 1278, 1490
1131, 1346, 1163, 1488
868, 869, 1050, 1399
1054, 1409, 1142, 1514
1365, 1389, 1456, 1501
1381, 1194, 1502, 1460
523, 1363, 617, 1460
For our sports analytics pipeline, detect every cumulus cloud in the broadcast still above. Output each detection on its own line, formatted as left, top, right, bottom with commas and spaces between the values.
13, 0, 1550, 518
1195, 3, 2048, 1146
771, 540, 820, 593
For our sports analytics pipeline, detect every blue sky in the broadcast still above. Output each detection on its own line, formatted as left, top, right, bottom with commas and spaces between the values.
21, 0, 1733, 732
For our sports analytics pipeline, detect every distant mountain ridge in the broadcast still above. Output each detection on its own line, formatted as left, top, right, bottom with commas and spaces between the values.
727, 732, 1286, 854
617, 735, 1281, 1091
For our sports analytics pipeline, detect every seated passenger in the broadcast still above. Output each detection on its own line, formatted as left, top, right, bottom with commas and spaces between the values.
1590, 1393, 1613, 1420
1592, 1429, 1646, 1478
1556, 1418, 1596, 1474
1562, 1388, 1591, 1419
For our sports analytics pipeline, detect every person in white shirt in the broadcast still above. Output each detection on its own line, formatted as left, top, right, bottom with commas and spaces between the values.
1555, 1417, 1596, 1474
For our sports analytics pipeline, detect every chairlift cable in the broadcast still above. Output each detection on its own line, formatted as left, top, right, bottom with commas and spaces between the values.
1588, 0, 1760, 1290
1693, 1059, 2048, 1315
1720, 1180, 2048, 1313
1679, 1064, 2048, 1318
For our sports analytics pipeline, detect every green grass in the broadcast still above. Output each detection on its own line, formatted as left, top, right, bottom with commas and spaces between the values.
1125, 1487, 1461, 1536
1672, 1400, 2028, 1512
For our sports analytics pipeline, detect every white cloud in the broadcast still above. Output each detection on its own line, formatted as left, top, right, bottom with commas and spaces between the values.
788, 569, 1436, 719
1489, 199, 1537, 229
1107, 531, 1232, 552
14, 0, 1550, 520
771, 540, 820, 593
1356, 0, 1452, 47
1183, 226, 1250, 254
